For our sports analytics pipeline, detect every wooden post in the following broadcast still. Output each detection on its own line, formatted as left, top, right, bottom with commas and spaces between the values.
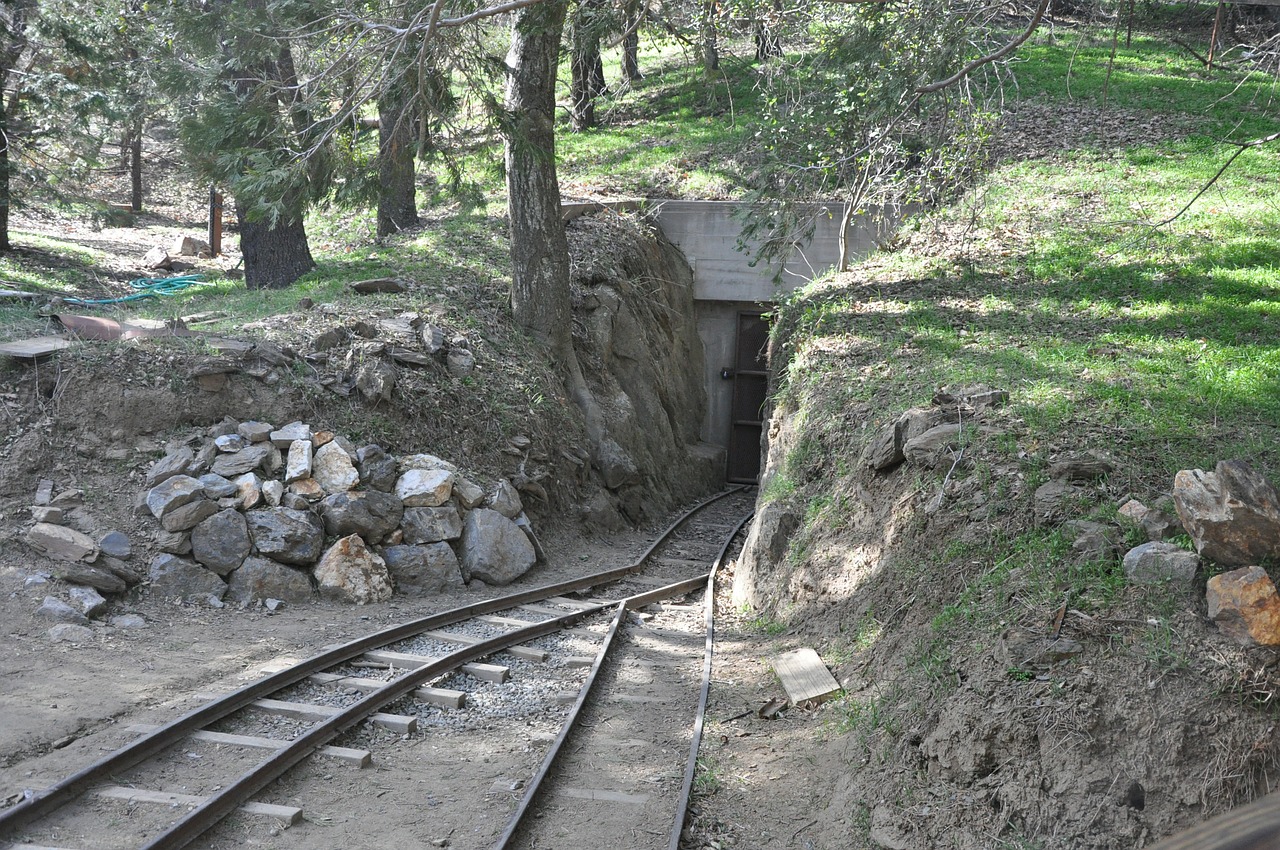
208, 188, 222, 257
1207, 0, 1224, 70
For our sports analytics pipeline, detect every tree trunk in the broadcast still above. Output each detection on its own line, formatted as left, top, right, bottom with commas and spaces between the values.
623, 30, 641, 81
505, 0, 573, 356
754, 0, 783, 61
237, 199, 315, 290
569, 0, 604, 132
700, 0, 720, 72
0, 0, 34, 252
129, 118, 143, 213
377, 83, 418, 238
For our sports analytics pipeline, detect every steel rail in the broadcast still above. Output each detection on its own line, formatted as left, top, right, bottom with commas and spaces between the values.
0, 485, 746, 843
151, 570, 736, 850
669, 511, 754, 850
493, 514, 753, 849
491, 602, 629, 849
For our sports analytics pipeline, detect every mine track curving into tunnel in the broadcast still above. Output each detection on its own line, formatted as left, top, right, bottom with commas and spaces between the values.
0, 486, 754, 850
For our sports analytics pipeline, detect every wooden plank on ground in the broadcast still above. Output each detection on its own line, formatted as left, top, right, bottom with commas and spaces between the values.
94, 785, 301, 824
239, 697, 417, 734
0, 336, 71, 360
545, 596, 600, 611
478, 614, 540, 628
125, 723, 370, 768
361, 649, 510, 683
0, 289, 36, 300
772, 647, 841, 705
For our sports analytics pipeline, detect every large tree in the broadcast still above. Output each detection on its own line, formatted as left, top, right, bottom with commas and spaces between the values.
0, 1, 35, 252
167, 0, 325, 288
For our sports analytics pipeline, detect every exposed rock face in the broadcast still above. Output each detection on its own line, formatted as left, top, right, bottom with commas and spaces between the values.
903, 424, 961, 466
198, 474, 238, 499
1122, 542, 1199, 583
731, 498, 801, 610
319, 491, 404, 542
227, 557, 315, 605
401, 506, 462, 544
1173, 460, 1280, 567
191, 509, 252, 575
1033, 480, 1082, 527
314, 534, 394, 604
1206, 566, 1280, 646
382, 543, 463, 595
459, 509, 535, 585
26, 523, 98, 562
246, 508, 325, 566
149, 554, 228, 600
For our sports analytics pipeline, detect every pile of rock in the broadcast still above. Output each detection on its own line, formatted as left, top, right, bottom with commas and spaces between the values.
1053, 458, 1280, 648
23, 480, 145, 642
139, 418, 543, 607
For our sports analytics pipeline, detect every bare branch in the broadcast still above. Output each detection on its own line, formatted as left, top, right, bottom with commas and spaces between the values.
915, 0, 1050, 94
1153, 130, 1280, 227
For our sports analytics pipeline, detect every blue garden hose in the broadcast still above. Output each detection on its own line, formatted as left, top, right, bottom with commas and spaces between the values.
60, 274, 210, 306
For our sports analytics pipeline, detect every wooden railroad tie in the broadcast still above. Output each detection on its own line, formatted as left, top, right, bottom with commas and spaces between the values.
93, 785, 301, 825
125, 723, 370, 768
308, 671, 467, 710
361, 649, 511, 684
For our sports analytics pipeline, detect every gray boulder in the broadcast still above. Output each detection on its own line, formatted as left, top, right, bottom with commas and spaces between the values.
36, 596, 89, 625
396, 468, 454, 507
357, 445, 398, 492
227, 557, 314, 605
98, 531, 132, 559
52, 563, 126, 595
156, 530, 192, 555
26, 523, 99, 562
459, 508, 535, 586
145, 447, 195, 487
486, 479, 523, 519
198, 474, 238, 499
48, 623, 95, 643
401, 506, 462, 544
1173, 460, 1280, 567
319, 491, 404, 542
68, 585, 108, 618
238, 420, 273, 443
382, 543, 463, 595
100, 556, 144, 586
148, 554, 228, 601
160, 498, 219, 533
903, 424, 961, 466
246, 508, 325, 566
191, 509, 252, 575
146, 475, 204, 520
210, 444, 273, 478
1122, 542, 1199, 583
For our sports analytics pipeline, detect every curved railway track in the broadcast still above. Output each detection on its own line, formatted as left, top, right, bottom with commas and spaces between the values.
0, 487, 754, 850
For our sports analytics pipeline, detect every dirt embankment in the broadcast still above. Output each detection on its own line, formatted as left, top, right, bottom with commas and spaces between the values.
713, 291, 1280, 849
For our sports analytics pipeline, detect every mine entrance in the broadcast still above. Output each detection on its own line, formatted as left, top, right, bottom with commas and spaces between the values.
726, 311, 769, 483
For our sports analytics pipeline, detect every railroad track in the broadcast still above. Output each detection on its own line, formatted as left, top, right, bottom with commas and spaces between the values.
0, 486, 754, 850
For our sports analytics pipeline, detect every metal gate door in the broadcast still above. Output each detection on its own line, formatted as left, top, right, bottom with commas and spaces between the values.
726, 312, 768, 483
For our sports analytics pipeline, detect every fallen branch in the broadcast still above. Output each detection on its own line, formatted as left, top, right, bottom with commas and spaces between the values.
1153, 129, 1280, 227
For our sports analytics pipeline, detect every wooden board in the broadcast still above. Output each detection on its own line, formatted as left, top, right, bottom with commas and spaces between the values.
772, 647, 841, 705
94, 785, 301, 824
308, 672, 467, 709
558, 787, 650, 805
361, 650, 510, 684
125, 723, 370, 767
421, 629, 550, 662
207, 695, 417, 734
0, 336, 71, 360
